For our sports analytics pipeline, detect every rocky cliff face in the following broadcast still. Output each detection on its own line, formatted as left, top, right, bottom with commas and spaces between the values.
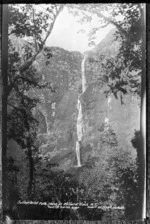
32, 28, 140, 171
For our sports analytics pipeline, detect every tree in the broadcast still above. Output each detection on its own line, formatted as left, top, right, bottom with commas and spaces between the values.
9, 4, 64, 73
34, 160, 86, 204
6, 4, 64, 203
6, 157, 20, 219
68, 4, 144, 97
107, 147, 139, 220
68, 4, 145, 219
1, 4, 8, 217
131, 130, 145, 220
7, 39, 40, 200
4, 4, 145, 220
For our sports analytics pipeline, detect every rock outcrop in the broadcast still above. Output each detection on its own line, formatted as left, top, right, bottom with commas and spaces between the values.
31, 28, 140, 172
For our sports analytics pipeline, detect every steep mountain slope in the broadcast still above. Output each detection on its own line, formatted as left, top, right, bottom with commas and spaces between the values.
7, 27, 141, 218
31, 28, 140, 171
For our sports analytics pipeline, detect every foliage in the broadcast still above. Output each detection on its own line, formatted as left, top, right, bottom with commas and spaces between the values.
8, 6, 41, 141
33, 158, 86, 203
98, 123, 118, 147
5, 157, 20, 218
9, 4, 64, 52
130, 130, 143, 219
79, 123, 138, 220
17, 204, 71, 220
6, 4, 64, 201
106, 135, 139, 220
68, 4, 144, 98
7, 38, 40, 197
6, 4, 141, 221
17, 203, 104, 220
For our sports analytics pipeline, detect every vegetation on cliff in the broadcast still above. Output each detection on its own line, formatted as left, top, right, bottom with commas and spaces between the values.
2, 3, 144, 220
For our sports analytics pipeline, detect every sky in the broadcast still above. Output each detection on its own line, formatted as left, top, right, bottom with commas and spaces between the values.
45, 6, 114, 53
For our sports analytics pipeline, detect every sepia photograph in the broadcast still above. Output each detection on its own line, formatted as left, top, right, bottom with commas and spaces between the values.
1, 3, 146, 222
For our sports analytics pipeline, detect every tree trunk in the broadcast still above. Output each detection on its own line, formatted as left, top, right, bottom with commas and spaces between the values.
147, 4, 150, 219
138, 4, 146, 220
1, 4, 8, 218
27, 147, 34, 200
126, 5, 146, 220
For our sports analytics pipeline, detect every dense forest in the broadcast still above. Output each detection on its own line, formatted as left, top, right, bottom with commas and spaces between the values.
1, 3, 145, 221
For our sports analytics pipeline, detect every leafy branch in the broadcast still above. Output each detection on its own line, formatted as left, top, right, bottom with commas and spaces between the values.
19, 4, 64, 73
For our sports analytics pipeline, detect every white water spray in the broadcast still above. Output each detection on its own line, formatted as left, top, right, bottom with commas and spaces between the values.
75, 54, 87, 167
76, 141, 81, 167
76, 97, 83, 141
81, 55, 87, 93
108, 95, 112, 109
104, 117, 109, 131
104, 95, 111, 131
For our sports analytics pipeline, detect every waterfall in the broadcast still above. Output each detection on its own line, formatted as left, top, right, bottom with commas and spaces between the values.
104, 117, 109, 131
76, 97, 83, 141
81, 55, 87, 93
75, 54, 87, 167
104, 95, 112, 131
76, 141, 81, 167
108, 95, 112, 109
52, 102, 56, 117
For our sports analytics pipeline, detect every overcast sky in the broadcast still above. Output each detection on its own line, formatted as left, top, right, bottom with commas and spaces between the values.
46, 6, 114, 53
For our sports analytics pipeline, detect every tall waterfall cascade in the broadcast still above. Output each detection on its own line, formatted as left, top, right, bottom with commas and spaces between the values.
75, 54, 87, 167
52, 102, 56, 117
81, 54, 87, 93
108, 95, 112, 109
104, 95, 112, 131
104, 117, 109, 131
